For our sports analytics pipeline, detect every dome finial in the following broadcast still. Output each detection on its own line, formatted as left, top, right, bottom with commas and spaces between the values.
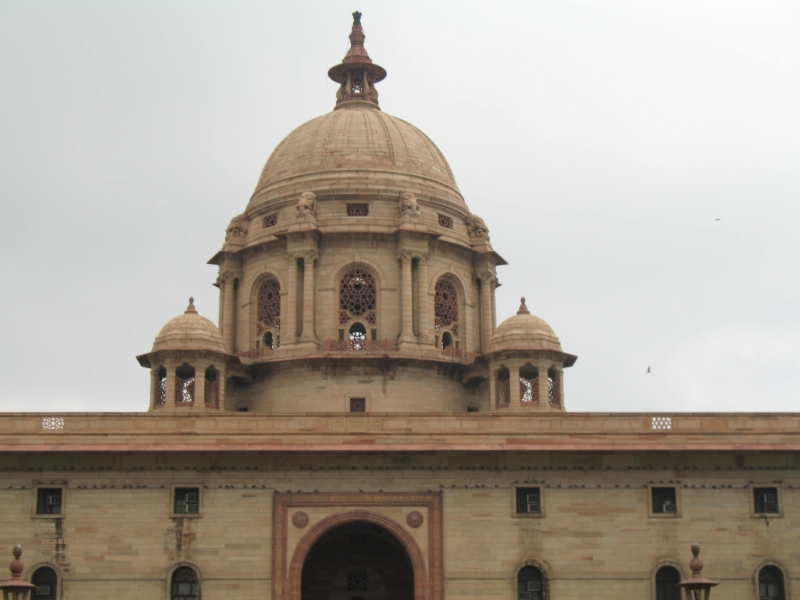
328, 13, 387, 110
10, 545, 24, 579
518, 297, 530, 315
185, 297, 197, 314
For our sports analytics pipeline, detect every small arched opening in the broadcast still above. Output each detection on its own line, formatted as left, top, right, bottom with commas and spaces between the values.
434, 278, 459, 350
263, 331, 275, 350
339, 268, 378, 345
496, 367, 510, 408
520, 365, 539, 405
155, 367, 167, 407
759, 566, 785, 600
171, 566, 200, 600
517, 565, 546, 600
175, 364, 195, 405
31, 566, 58, 600
655, 566, 681, 600
349, 322, 367, 351
301, 521, 414, 600
204, 366, 219, 408
547, 367, 560, 407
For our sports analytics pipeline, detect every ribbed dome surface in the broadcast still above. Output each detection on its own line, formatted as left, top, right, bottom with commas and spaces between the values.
249, 106, 465, 209
490, 306, 562, 354
153, 302, 226, 353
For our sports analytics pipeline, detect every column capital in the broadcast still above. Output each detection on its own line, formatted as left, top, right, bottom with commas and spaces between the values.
478, 272, 498, 288
287, 250, 318, 263
397, 249, 415, 263
218, 270, 239, 285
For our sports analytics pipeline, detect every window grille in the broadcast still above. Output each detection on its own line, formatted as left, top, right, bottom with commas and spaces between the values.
349, 324, 367, 351
655, 566, 681, 600
651, 487, 677, 514
520, 368, 539, 404
516, 488, 541, 514
339, 268, 376, 325
754, 487, 779, 514
174, 488, 200, 514
262, 214, 278, 228
347, 570, 368, 591
204, 368, 219, 408
651, 416, 672, 429
32, 567, 57, 600
175, 364, 195, 404
41, 417, 64, 431
256, 278, 281, 336
759, 566, 785, 600
517, 566, 544, 600
37, 489, 62, 515
347, 203, 369, 216
437, 214, 453, 228
171, 567, 199, 600
155, 368, 167, 406
350, 398, 366, 413
547, 368, 560, 406
496, 370, 510, 408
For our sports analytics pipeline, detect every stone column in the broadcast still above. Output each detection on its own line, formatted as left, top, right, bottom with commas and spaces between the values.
221, 272, 237, 353
283, 255, 298, 345
509, 364, 521, 410
488, 366, 497, 412
491, 277, 498, 333
149, 368, 157, 411
164, 360, 177, 411
416, 254, 430, 345
194, 362, 206, 409
398, 250, 415, 345
537, 362, 551, 410
300, 250, 318, 343
480, 273, 496, 353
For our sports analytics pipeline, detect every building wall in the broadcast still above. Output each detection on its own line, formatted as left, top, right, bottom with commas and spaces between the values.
1, 450, 797, 599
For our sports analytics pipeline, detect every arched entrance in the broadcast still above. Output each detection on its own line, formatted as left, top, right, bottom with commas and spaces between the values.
300, 521, 414, 600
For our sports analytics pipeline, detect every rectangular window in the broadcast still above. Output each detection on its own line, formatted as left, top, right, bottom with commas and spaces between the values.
347, 203, 369, 216
262, 214, 278, 228
515, 487, 541, 514
651, 487, 677, 514
437, 214, 453, 228
754, 487, 779, 514
36, 488, 62, 515
350, 398, 366, 413
174, 487, 200, 514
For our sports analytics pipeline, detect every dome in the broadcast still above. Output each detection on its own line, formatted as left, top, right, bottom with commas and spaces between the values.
152, 298, 226, 353
248, 106, 465, 211
489, 298, 563, 353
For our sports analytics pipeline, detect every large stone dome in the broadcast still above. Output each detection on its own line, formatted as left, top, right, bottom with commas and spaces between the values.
248, 106, 465, 211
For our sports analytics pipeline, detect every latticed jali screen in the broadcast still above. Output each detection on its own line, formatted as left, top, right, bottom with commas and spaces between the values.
496, 374, 511, 408
175, 377, 195, 404
346, 203, 369, 216
204, 378, 219, 408
548, 375, 560, 406
520, 376, 539, 404
434, 279, 458, 332
437, 214, 453, 228
262, 214, 278, 228
339, 269, 376, 325
257, 278, 281, 335
155, 377, 167, 405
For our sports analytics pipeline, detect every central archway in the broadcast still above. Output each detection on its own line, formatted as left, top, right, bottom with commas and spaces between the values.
301, 521, 413, 600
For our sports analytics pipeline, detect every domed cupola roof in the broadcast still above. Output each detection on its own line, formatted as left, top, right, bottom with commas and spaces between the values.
247, 13, 465, 212
489, 298, 563, 353
152, 298, 226, 353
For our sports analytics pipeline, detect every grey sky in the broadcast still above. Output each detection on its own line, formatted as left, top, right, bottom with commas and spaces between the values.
1, 1, 798, 413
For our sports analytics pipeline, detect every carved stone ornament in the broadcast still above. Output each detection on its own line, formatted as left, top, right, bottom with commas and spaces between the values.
291, 511, 309, 528
465, 214, 490, 241
296, 191, 317, 218
225, 213, 249, 242
399, 192, 420, 218
406, 510, 424, 528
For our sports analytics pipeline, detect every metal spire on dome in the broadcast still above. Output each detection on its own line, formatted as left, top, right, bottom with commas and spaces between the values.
328, 12, 387, 110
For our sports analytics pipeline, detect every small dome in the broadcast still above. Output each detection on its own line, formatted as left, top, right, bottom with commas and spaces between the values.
152, 298, 226, 353
489, 298, 562, 353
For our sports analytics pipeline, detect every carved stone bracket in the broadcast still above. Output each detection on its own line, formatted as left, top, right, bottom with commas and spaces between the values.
398, 192, 420, 218
295, 192, 317, 219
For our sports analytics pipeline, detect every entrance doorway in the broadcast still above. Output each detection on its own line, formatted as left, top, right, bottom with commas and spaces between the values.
301, 521, 414, 600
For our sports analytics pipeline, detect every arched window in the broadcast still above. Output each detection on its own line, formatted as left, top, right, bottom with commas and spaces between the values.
171, 566, 199, 600
520, 365, 539, 405
517, 566, 545, 600
496, 367, 510, 408
256, 278, 281, 345
32, 567, 57, 600
338, 268, 377, 343
759, 566, 785, 600
547, 367, 560, 407
175, 364, 195, 404
655, 566, 681, 600
349, 323, 367, 351
204, 366, 219, 408
434, 278, 459, 349
155, 367, 167, 406
263, 331, 274, 350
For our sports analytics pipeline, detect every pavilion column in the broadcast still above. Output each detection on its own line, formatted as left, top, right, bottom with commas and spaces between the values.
480, 273, 496, 353
537, 362, 551, 411
398, 250, 415, 344
193, 361, 207, 409
416, 253, 431, 345
221, 272, 237, 353
509, 364, 521, 409
283, 254, 299, 345
300, 250, 318, 343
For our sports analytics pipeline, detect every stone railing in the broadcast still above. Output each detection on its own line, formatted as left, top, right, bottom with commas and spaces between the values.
318, 339, 398, 352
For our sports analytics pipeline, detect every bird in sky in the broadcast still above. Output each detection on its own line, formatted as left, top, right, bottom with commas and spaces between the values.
646, 367, 651, 374
715, 218, 721, 221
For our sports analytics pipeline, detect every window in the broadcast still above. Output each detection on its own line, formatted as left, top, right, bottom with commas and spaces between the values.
655, 566, 681, 600
155, 367, 167, 407
339, 268, 377, 326
517, 566, 544, 600
496, 368, 510, 408
547, 367, 560, 407
174, 488, 200, 515
520, 366, 539, 405
754, 487, 779, 514
516, 487, 541, 515
262, 213, 278, 228
437, 214, 453, 228
759, 566, 785, 600
651, 487, 678, 515
32, 567, 57, 600
171, 567, 199, 600
203, 366, 219, 408
349, 323, 367, 351
175, 364, 196, 404
256, 278, 281, 343
350, 398, 366, 412
37, 488, 62, 515
347, 203, 369, 216
434, 278, 459, 349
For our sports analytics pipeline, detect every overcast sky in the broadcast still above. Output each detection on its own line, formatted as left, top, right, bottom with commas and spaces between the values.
1, 1, 798, 413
